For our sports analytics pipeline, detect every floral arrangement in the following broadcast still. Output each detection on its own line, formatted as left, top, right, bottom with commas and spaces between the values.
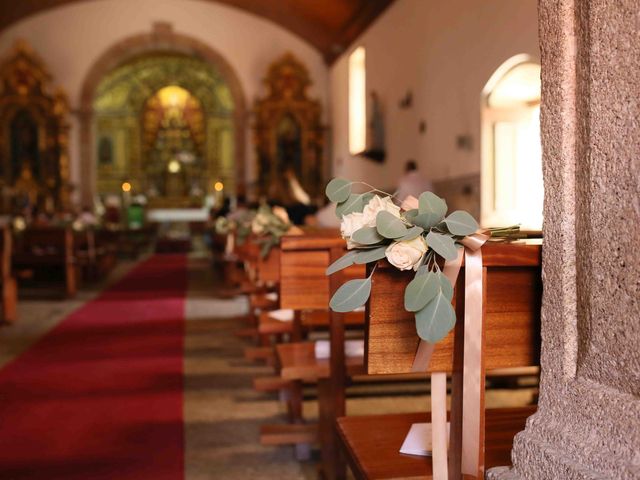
324, 178, 518, 344
215, 204, 293, 258
214, 210, 254, 244
250, 205, 294, 257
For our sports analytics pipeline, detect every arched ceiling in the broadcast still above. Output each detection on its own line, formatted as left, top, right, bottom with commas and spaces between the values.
0, 0, 395, 63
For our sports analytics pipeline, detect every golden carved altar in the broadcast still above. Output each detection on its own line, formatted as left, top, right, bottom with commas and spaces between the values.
253, 53, 324, 200
0, 41, 70, 214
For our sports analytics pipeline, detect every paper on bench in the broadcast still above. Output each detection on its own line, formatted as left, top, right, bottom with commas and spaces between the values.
267, 309, 294, 322
265, 292, 278, 301
399, 422, 450, 457
314, 340, 364, 359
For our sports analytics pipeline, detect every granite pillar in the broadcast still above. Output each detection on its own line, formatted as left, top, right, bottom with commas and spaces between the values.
489, 0, 640, 478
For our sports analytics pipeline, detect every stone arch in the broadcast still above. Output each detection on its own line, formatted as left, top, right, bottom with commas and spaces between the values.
78, 22, 247, 204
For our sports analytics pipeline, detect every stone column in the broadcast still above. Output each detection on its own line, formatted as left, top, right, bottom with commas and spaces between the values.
490, 1, 640, 478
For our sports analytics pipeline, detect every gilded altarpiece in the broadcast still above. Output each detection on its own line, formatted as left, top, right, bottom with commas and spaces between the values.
94, 54, 235, 208
0, 41, 70, 214
254, 54, 324, 199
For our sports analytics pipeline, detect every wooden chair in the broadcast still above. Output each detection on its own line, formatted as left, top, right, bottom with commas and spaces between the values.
0, 227, 17, 323
334, 241, 542, 479
13, 227, 77, 298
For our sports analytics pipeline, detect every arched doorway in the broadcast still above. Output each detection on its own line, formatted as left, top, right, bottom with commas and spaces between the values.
481, 55, 542, 230
92, 54, 235, 209
79, 24, 246, 206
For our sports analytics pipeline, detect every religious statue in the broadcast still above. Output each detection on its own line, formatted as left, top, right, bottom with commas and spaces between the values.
13, 163, 40, 210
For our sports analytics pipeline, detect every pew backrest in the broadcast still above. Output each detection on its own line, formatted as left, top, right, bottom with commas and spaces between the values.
279, 234, 365, 310
366, 241, 542, 375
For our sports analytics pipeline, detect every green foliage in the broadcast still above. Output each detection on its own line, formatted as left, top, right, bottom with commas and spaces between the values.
415, 291, 456, 343
335, 193, 365, 218
329, 277, 373, 313
426, 231, 458, 261
326, 178, 352, 203
354, 246, 388, 264
375, 211, 408, 239
419, 192, 447, 219
412, 212, 443, 230
444, 210, 479, 236
352, 226, 384, 245
397, 225, 424, 241
404, 271, 440, 312
437, 272, 454, 300
326, 250, 359, 275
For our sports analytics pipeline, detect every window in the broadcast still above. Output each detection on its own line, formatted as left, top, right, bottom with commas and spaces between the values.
349, 46, 366, 155
481, 57, 542, 230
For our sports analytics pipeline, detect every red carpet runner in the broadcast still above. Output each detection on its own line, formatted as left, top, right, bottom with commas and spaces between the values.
0, 255, 187, 480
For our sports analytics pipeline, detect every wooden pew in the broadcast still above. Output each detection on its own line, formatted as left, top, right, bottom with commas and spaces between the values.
13, 227, 77, 298
74, 228, 118, 282
0, 227, 17, 323
258, 233, 367, 458
334, 241, 542, 479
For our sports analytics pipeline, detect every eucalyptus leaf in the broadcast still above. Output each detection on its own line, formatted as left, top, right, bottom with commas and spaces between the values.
330, 277, 372, 313
398, 225, 424, 241
361, 192, 376, 206
375, 211, 407, 239
326, 178, 352, 203
335, 194, 365, 218
416, 265, 430, 276
444, 210, 479, 236
354, 246, 388, 264
426, 231, 458, 261
437, 272, 454, 300
404, 209, 419, 222
418, 192, 448, 219
352, 226, 384, 245
326, 250, 359, 275
412, 212, 443, 230
404, 271, 440, 312
415, 291, 456, 343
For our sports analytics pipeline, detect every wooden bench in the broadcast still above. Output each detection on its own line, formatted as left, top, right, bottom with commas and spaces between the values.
334, 241, 542, 479
74, 229, 114, 282
256, 233, 367, 456
0, 226, 17, 323
13, 227, 77, 298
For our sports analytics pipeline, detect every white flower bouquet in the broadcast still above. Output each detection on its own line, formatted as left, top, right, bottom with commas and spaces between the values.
325, 178, 519, 344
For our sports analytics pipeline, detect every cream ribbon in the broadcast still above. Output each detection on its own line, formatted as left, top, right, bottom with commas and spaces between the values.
409, 230, 488, 479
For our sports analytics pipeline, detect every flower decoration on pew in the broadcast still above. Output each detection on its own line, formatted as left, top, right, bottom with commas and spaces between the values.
250, 204, 294, 258
324, 178, 519, 344
214, 210, 254, 244
215, 204, 293, 258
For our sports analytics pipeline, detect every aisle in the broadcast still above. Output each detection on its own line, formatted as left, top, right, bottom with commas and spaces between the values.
0, 255, 187, 480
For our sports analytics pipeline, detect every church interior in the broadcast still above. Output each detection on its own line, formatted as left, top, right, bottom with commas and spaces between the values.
0, 1, 637, 479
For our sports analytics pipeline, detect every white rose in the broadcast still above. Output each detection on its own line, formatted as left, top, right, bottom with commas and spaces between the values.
362, 195, 401, 227
251, 213, 269, 234
340, 211, 366, 238
385, 236, 428, 271
272, 206, 290, 225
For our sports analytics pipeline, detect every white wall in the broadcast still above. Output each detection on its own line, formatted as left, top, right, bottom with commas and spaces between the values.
330, 0, 539, 190
0, 0, 329, 192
